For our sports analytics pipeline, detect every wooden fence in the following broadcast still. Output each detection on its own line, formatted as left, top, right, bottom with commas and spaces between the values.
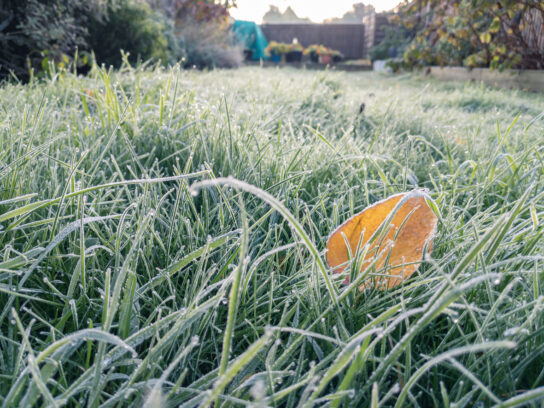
362, 13, 394, 59
260, 24, 366, 60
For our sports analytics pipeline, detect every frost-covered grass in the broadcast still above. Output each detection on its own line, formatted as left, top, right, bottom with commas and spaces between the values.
1, 65, 543, 407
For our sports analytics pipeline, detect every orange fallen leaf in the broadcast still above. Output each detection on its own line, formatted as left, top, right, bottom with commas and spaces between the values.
455, 137, 466, 146
446, 132, 466, 146
326, 191, 438, 290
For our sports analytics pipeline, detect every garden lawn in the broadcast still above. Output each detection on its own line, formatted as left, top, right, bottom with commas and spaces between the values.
1, 65, 544, 407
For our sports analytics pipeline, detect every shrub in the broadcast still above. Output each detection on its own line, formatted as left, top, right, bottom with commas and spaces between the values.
0, 0, 106, 80
149, 1, 243, 69
0, 0, 174, 79
0, 0, 242, 80
87, 0, 177, 68
398, 0, 544, 70
176, 19, 243, 69
369, 25, 411, 61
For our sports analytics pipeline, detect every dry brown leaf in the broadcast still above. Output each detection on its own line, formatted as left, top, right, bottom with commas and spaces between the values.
326, 191, 438, 290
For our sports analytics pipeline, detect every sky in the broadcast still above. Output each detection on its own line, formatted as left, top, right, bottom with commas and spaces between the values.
230, 1, 402, 23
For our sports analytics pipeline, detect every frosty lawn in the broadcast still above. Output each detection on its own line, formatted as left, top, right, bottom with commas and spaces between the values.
0, 65, 543, 407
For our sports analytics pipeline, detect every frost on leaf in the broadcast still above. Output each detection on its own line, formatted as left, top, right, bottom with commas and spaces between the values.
326, 191, 438, 290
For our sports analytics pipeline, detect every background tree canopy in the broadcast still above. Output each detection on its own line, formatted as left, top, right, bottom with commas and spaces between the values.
0, 0, 241, 81
0, 0, 107, 78
397, 0, 544, 70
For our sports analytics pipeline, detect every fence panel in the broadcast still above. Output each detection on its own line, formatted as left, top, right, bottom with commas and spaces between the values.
261, 24, 366, 59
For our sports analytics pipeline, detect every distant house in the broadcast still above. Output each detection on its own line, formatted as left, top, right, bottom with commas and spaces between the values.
324, 3, 375, 24
262, 6, 311, 24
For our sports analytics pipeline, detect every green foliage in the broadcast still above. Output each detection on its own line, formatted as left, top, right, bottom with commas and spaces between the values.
87, 0, 175, 68
0, 0, 239, 80
0, 66, 544, 406
302, 44, 340, 56
399, 0, 544, 70
0, 0, 107, 80
369, 25, 411, 61
265, 41, 290, 55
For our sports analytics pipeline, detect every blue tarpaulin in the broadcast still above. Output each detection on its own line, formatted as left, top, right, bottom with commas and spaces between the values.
232, 20, 269, 61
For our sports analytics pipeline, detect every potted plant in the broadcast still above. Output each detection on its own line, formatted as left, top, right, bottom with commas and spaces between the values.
303, 44, 321, 63
331, 49, 344, 63
265, 41, 284, 63
286, 42, 303, 63
318, 46, 332, 64
243, 49, 254, 61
